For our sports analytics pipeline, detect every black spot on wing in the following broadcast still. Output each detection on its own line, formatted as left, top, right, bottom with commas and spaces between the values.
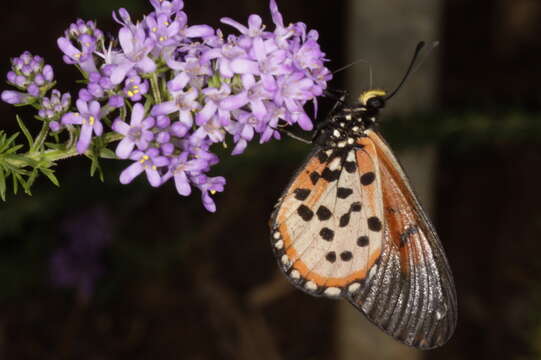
316, 205, 332, 221
367, 216, 382, 231
361, 172, 376, 186
344, 161, 357, 173
357, 235, 369, 247
339, 213, 350, 227
326, 251, 336, 263
337, 187, 353, 199
340, 251, 353, 261
310, 171, 320, 185
317, 150, 328, 163
400, 225, 419, 247
319, 227, 334, 241
297, 205, 314, 222
294, 188, 311, 201
350, 202, 362, 212
322, 168, 340, 182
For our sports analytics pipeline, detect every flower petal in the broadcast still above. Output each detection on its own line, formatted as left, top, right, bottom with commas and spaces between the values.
116, 137, 135, 159
120, 162, 143, 184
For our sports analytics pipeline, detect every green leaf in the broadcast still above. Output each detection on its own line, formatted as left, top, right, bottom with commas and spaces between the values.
44, 142, 66, 150
0, 133, 19, 153
40, 168, 59, 187
26, 168, 38, 191
89, 154, 104, 181
99, 147, 116, 159
0, 166, 6, 201
12, 172, 21, 195
15, 115, 33, 149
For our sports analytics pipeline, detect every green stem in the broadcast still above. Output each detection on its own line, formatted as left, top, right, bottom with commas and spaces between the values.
150, 73, 161, 104
4, 132, 123, 168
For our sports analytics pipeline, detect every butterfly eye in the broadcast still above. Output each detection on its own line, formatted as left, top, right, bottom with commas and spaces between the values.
367, 96, 385, 109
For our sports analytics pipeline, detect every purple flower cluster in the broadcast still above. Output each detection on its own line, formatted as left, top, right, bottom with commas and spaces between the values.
1, 51, 55, 104
1, 0, 331, 212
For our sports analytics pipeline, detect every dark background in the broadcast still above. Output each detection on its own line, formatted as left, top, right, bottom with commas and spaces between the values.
1, 0, 541, 359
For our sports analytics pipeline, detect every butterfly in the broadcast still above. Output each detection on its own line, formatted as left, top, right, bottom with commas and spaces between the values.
269, 43, 457, 349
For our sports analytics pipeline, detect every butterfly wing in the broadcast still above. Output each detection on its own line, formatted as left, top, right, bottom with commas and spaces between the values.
270, 139, 385, 297
270, 129, 456, 349
346, 129, 457, 349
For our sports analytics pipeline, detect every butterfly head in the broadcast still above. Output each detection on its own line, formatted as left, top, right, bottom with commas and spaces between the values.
359, 89, 387, 111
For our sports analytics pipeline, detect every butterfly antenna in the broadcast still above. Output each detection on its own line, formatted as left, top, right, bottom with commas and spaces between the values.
385, 41, 427, 101
333, 59, 374, 88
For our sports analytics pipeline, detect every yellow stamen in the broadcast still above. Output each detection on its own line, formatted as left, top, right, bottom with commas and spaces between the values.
210, 190, 217, 195
88, 116, 95, 125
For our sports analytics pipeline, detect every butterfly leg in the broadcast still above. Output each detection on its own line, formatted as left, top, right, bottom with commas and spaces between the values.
271, 90, 349, 144
270, 124, 314, 144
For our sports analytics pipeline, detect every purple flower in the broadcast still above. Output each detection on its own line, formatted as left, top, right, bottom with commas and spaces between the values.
149, 0, 184, 16
6, 51, 55, 94
162, 152, 209, 196
110, 25, 157, 84
38, 90, 71, 119
151, 75, 199, 126
221, 74, 271, 120
57, 34, 98, 73
123, 72, 149, 102
195, 175, 226, 212
112, 103, 154, 158
146, 13, 181, 50
196, 83, 233, 126
1, 90, 32, 104
119, 148, 169, 187
221, 14, 265, 47
61, 99, 103, 153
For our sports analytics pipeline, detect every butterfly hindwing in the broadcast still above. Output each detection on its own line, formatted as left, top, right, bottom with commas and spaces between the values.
345, 129, 457, 349
270, 138, 383, 297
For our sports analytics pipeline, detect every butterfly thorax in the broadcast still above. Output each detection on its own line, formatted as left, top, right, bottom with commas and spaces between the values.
316, 89, 387, 150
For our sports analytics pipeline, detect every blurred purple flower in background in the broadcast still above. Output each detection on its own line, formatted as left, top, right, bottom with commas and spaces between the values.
50, 206, 111, 303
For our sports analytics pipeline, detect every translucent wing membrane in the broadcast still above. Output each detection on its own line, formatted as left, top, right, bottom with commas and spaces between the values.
347, 129, 457, 349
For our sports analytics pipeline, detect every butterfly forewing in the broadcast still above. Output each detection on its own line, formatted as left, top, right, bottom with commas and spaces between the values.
271, 142, 384, 296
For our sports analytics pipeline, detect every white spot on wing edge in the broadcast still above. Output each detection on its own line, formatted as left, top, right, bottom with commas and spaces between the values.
324, 287, 341, 296
348, 282, 361, 293
281, 255, 290, 266
273, 231, 281, 240
305, 281, 317, 291
346, 150, 355, 162
274, 240, 284, 249
290, 270, 300, 279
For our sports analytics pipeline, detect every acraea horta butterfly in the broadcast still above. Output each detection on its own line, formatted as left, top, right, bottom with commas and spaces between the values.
269, 42, 457, 349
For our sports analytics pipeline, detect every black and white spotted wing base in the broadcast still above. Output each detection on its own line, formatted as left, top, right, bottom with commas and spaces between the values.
270, 128, 456, 349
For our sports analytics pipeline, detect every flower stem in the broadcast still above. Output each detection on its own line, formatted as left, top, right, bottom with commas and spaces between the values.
150, 73, 161, 104
4, 132, 123, 168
